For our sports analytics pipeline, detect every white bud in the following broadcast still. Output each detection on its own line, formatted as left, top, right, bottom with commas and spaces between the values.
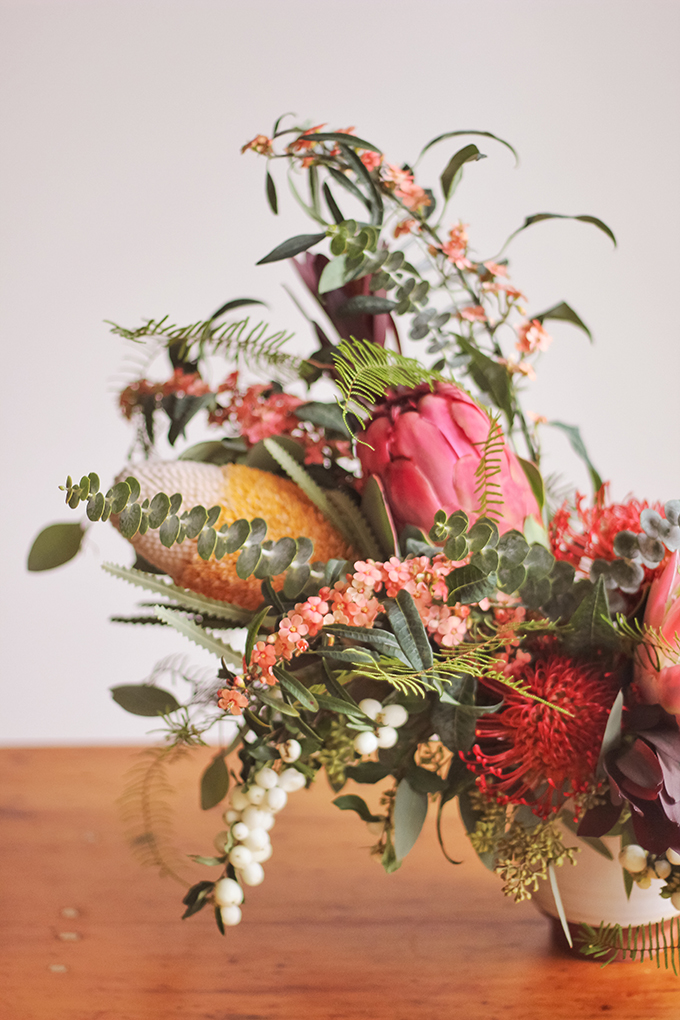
240, 861, 265, 886
213, 830, 230, 853
229, 845, 253, 869
376, 726, 398, 749
241, 806, 268, 829
618, 844, 648, 874
231, 787, 250, 811
251, 843, 273, 863
220, 904, 242, 926
222, 808, 240, 825
655, 859, 672, 880
213, 877, 244, 907
667, 848, 680, 866
265, 786, 288, 812
231, 821, 250, 842
246, 784, 266, 805
278, 768, 306, 793
358, 698, 383, 721
354, 731, 379, 756
671, 891, 680, 911
379, 704, 408, 729
243, 729, 258, 743
366, 820, 384, 836
243, 827, 270, 853
254, 767, 278, 790
637, 873, 652, 889
278, 739, 302, 763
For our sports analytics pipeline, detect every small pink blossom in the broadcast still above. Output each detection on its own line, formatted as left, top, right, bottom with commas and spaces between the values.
459, 305, 487, 322
360, 151, 383, 171
515, 319, 552, 355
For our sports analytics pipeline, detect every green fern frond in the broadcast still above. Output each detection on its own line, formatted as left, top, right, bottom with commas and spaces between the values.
474, 413, 505, 523
108, 315, 298, 376
102, 563, 257, 625
332, 338, 448, 437
577, 917, 680, 972
118, 746, 191, 886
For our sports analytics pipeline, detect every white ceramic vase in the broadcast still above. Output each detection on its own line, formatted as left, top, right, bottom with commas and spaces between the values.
532, 831, 679, 929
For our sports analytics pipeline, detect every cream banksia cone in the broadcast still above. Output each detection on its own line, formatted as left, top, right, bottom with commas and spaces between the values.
115, 461, 354, 609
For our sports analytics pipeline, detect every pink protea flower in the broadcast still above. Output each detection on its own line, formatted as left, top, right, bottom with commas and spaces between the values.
357, 383, 541, 536
635, 549, 680, 713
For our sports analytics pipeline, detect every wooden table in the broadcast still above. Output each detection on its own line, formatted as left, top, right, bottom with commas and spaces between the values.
2, 747, 680, 1019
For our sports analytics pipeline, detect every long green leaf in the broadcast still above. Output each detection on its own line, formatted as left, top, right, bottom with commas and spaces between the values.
418, 129, 518, 165
547, 420, 603, 494
256, 232, 327, 265
500, 212, 617, 253
272, 664, 319, 712
154, 606, 242, 667
393, 778, 428, 860
440, 144, 486, 200
333, 794, 382, 822
102, 563, 257, 624
535, 301, 592, 342
385, 590, 433, 670
300, 131, 382, 153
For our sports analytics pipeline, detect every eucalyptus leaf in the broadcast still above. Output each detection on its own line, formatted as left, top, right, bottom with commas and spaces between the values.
393, 778, 428, 860
332, 794, 382, 823
200, 754, 230, 810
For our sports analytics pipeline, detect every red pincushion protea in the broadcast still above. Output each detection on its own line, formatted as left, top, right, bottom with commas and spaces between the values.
550, 489, 666, 582
468, 655, 619, 818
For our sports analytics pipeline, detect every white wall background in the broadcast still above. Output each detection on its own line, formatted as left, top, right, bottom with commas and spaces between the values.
2, 0, 679, 744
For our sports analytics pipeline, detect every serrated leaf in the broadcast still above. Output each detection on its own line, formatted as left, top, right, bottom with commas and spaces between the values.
155, 606, 242, 666
324, 488, 382, 560
440, 143, 486, 200
257, 232, 327, 265
101, 562, 256, 624
393, 778, 428, 860
360, 475, 399, 558
332, 794, 382, 822
110, 684, 181, 717
27, 522, 86, 571
200, 754, 230, 810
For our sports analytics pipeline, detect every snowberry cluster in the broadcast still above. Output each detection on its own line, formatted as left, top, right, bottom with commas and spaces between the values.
353, 700, 409, 756
618, 844, 680, 907
212, 740, 305, 927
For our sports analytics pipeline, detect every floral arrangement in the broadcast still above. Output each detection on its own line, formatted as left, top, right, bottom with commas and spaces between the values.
30, 117, 680, 967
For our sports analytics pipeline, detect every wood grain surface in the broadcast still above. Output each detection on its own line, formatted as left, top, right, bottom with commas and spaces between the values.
1, 746, 680, 1019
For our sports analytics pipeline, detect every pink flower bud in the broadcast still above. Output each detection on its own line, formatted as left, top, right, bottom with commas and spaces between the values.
357, 383, 541, 535
636, 550, 680, 713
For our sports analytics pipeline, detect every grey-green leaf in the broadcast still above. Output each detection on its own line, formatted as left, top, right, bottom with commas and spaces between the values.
332, 794, 382, 823
110, 684, 181, 717
548, 420, 603, 495
440, 143, 486, 200
200, 755, 230, 810
27, 522, 86, 571
393, 778, 428, 860
257, 232, 327, 265
535, 301, 592, 343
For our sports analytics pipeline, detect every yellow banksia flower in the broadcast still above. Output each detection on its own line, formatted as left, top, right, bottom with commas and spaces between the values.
117, 461, 354, 609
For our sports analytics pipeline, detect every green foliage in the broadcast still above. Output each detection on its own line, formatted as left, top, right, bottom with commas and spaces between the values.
393, 777, 428, 860
332, 338, 447, 436
577, 918, 680, 971
111, 684, 181, 717
109, 315, 297, 375
257, 231, 328, 265
500, 211, 617, 252
547, 420, 603, 495
200, 753, 230, 810
474, 415, 506, 524
332, 794, 382, 823
27, 521, 87, 571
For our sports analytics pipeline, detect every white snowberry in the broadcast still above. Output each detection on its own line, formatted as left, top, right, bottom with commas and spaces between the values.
667, 848, 680, 866
229, 845, 253, 869
379, 704, 408, 729
213, 877, 244, 907
376, 726, 398, 749
618, 844, 648, 874
246, 784, 266, 805
279, 739, 302, 763
220, 904, 242, 926
251, 843, 273, 863
654, 859, 672, 880
243, 827, 270, 853
223, 808, 240, 825
265, 786, 288, 812
240, 861, 265, 886
259, 810, 275, 831
254, 767, 278, 790
241, 805, 269, 830
354, 731, 379, 756
231, 821, 250, 842
278, 768, 306, 793
358, 698, 383, 720
231, 787, 250, 811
